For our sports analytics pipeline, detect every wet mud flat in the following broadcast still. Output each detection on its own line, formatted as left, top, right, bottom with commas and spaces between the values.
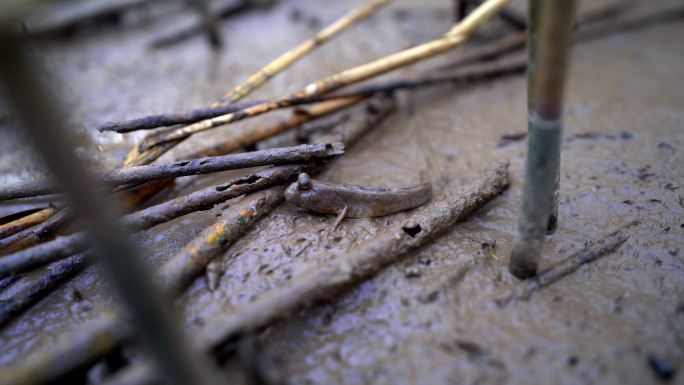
0, 0, 683, 384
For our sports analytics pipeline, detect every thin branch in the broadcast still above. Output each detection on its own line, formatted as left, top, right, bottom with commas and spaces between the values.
214, 0, 391, 105
138, 0, 509, 151
97, 99, 263, 133
0, 143, 345, 201
0, 252, 90, 327
0, 206, 58, 239
0, 208, 70, 255
0, 275, 19, 291
0, 163, 318, 279
496, 222, 636, 306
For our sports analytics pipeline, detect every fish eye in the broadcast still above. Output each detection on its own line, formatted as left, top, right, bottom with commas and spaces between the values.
298, 173, 311, 190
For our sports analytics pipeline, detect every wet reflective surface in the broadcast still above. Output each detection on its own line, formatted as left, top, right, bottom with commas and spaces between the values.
0, 0, 683, 384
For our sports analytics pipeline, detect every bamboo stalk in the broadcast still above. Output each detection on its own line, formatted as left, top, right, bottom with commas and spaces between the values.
0, 275, 19, 291
97, 99, 263, 133
0, 206, 57, 239
0, 143, 344, 201
215, 0, 391, 105
0, 233, 86, 279
497, 224, 633, 306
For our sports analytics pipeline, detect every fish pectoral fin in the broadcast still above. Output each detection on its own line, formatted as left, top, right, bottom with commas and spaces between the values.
331, 204, 349, 232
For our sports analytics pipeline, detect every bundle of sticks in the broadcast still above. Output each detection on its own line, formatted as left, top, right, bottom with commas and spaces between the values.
0, 0, 675, 383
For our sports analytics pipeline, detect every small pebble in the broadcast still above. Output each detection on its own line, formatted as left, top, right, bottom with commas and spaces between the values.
648, 353, 674, 380
404, 267, 421, 278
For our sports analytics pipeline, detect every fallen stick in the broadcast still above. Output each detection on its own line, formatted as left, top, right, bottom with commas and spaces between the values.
0, 253, 90, 326
496, 223, 635, 306
0, 233, 86, 279
0, 143, 344, 201
0, 206, 57, 240
124, 96, 364, 166
97, 99, 263, 133
0, 162, 323, 279
0, 208, 70, 255
0, 94, 397, 385
159, 186, 286, 296
0, 275, 19, 291
112, 160, 510, 385
0, 314, 130, 385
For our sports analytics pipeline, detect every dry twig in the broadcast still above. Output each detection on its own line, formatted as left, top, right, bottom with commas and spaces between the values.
0, 143, 344, 201
0, 206, 58, 240
497, 223, 635, 306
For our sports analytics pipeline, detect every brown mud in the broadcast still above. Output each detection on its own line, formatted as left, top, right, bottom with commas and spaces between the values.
0, 0, 682, 384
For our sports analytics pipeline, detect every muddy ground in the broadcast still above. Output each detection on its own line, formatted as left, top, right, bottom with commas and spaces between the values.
0, 0, 683, 384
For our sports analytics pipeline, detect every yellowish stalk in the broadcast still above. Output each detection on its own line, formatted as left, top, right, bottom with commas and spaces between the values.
124, 0, 390, 167
141, 0, 510, 150
215, 0, 391, 105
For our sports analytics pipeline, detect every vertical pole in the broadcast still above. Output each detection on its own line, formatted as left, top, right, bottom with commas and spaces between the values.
509, 0, 576, 279
0, 32, 219, 385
